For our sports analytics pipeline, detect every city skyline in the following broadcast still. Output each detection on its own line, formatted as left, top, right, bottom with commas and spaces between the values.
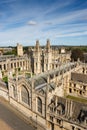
0, 0, 87, 46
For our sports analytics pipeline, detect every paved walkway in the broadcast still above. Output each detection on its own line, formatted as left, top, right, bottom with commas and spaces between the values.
0, 97, 35, 130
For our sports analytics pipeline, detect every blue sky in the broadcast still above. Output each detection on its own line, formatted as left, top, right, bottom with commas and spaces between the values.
0, 0, 87, 46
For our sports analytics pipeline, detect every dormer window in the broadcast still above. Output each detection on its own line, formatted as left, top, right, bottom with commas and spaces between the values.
57, 119, 61, 124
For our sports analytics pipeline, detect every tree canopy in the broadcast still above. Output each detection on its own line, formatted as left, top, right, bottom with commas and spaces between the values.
71, 48, 84, 62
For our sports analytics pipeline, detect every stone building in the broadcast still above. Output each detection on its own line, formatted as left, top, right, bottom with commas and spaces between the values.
0, 59, 87, 130
0, 41, 87, 130
68, 72, 87, 98
0, 55, 31, 76
0, 40, 70, 77
3, 61, 86, 130
47, 95, 87, 130
17, 43, 23, 56
29, 40, 71, 74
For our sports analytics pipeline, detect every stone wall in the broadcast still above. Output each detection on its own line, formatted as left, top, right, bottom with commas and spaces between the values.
0, 81, 8, 100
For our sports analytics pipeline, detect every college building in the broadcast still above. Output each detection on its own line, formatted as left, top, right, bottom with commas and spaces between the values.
0, 41, 87, 130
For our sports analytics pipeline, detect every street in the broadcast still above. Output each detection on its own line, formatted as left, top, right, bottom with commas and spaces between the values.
0, 99, 35, 130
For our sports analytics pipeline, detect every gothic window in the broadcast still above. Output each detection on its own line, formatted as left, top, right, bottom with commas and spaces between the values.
21, 86, 30, 105
69, 88, 72, 93
0, 65, 2, 70
23, 61, 25, 66
20, 62, 22, 66
83, 85, 86, 90
46, 64, 48, 70
14, 63, 16, 67
74, 83, 76, 87
17, 62, 19, 67
36, 62, 37, 69
11, 63, 13, 68
4, 64, 6, 70
50, 116, 53, 121
37, 97, 42, 113
79, 90, 82, 95
83, 67, 85, 73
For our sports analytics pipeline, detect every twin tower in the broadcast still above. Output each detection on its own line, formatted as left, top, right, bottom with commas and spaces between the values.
33, 39, 52, 74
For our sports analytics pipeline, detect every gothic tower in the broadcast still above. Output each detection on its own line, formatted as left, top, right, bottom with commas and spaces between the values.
44, 39, 52, 72
17, 43, 23, 56
33, 40, 41, 74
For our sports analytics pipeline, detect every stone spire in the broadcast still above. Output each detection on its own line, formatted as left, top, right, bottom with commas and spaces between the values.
46, 39, 50, 52
35, 40, 40, 51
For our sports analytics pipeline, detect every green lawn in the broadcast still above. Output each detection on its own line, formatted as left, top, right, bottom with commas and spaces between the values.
66, 95, 87, 104
3, 76, 8, 83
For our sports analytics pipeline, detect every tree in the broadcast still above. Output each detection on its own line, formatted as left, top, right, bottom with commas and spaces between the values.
3, 47, 17, 56
71, 48, 84, 62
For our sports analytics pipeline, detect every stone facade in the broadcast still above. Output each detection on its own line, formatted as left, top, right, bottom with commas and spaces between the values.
0, 55, 31, 76
0, 40, 71, 77
0, 41, 87, 130
68, 69, 87, 98
6, 61, 87, 130
47, 96, 87, 130
17, 43, 23, 56
29, 40, 71, 74
0, 61, 87, 130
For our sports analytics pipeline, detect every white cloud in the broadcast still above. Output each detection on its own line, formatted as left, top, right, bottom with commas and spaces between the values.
27, 21, 37, 26
55, 31, 87, 38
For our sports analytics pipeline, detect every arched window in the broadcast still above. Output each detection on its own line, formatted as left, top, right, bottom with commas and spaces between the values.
37, 97, 42, 113
21, 86, 29, 105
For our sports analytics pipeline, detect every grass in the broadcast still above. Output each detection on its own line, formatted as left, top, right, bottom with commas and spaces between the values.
66, 95, 87, 104
3, 76, 8, 83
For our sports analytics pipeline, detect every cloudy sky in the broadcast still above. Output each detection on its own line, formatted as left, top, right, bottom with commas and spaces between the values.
0, 0, 87, 46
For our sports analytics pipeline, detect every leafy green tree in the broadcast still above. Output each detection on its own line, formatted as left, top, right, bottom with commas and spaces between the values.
3, 47, 17, 55
71, 48, 84, 62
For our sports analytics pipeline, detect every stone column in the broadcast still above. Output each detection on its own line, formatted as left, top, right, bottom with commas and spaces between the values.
70, 100, 73, 117
26, 61, 28, 70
